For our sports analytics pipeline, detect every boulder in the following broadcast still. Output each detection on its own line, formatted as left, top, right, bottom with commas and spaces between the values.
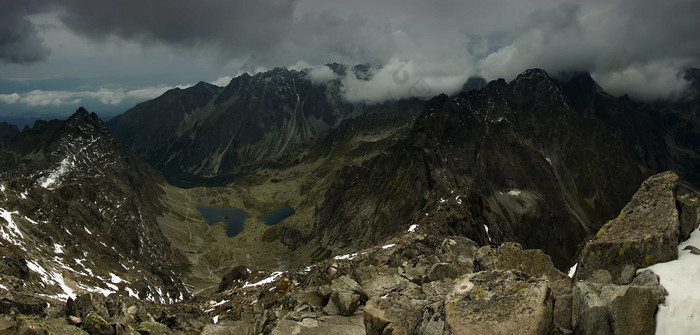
322, 276, 365, 316
16, 317, 88, 335
136, 321, 171, 334
355, 265, 416, 298
0, 293, 47, 315
677, 194, 699, 241
577, 171, 681, 284
364, 293, 436, 335
82, 311, 114, 335
424, 262, 460, 282
630, 269, 668, 303
444, 270, 553, 335
551, 278, 574, 331
66, 293, 110, 320
474, 242, 566, 279
572, 281, 658, 335
272, 314, 365, 335
437, 237, 478, 273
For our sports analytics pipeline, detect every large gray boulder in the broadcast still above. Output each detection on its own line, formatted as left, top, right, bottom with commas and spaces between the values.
475, 242, 567, 279
572, 281, 658, 335
444, 270, 553, 335
577, 171, 681, 284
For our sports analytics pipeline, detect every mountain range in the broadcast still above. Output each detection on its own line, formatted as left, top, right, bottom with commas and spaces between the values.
0, 65, 698, 334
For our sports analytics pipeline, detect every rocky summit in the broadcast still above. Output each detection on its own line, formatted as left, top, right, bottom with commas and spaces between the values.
0, 67, 699, 334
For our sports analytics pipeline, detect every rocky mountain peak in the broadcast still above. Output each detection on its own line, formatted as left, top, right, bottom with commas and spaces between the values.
513, 68, 553, 83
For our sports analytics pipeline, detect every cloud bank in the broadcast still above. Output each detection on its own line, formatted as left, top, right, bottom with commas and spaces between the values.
0, 0, 699, 103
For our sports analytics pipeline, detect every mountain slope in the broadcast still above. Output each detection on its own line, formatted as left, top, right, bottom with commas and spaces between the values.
313, 69, 695, 268
107, 66, 426, 186
0, 107, 188, 303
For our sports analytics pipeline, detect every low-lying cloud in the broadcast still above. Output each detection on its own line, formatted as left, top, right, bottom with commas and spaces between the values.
0, 84, 191, 108
1, 0, 699, 103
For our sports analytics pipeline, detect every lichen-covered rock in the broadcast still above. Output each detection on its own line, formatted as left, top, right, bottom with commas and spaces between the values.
272, 314, 365, 335
16, 317, 88, 335
577, 171, 681, 284
444, 270, 553, 335
474, 242, 566, 279
572, 281, 658, 335
0, 292, 47, 315
82, 311, 114, 335
136, 321, 171, 334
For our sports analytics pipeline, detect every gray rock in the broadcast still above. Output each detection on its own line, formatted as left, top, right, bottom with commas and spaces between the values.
631, 269, 668, 303
272, 314, 365, 335
355, 265, 415, 298
572, 281, 658, 335
445, 270, 553, 335
199, 324, 241, 335
578, 171, 681, 284
424, 262, 460, 282
364, 294, 436, 335
551, 278, 574, 331
677, 195, 699, 241
683, 245, 700, 255
474, 242, 566, 280
323, 291, 361, 316
322, 275, 365, 316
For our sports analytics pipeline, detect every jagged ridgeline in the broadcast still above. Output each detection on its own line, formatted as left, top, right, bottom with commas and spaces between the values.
106, 64, 425, 187
0, 108, 188, 304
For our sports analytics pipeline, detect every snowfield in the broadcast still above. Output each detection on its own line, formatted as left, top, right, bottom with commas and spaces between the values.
645, 228, 700, 334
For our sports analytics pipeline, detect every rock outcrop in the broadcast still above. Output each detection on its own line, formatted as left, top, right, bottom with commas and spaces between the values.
576, 171, 681, 284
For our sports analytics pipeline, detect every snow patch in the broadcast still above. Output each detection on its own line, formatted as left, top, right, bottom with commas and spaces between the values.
408, 224, 418, 232
507, 190, 522, 196
243, 271, 283, 288
84, 227, 93, 235
483, 224, 492, 242
54, 243, 64, 254
0, 208, 24, 246
334, 253, 358, 260
26, 259, 76, 300
645, 228, 700, 334
126, 287, 139, 299
382, 243, 396, 249
0, 283, 7, 291
0, 184, 5, 192
213, 315, 220, 324
110, 273, 126, 284
568, 263, 578, 278
40, 157, 74, 188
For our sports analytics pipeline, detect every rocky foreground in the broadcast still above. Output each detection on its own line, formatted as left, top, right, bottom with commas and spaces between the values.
0, 171, 698, 334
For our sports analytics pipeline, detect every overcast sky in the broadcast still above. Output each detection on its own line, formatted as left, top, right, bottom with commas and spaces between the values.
1, 0, 699, 122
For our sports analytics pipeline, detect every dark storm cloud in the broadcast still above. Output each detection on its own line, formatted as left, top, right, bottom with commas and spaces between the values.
0, 1, 51, 64
2, 0, 700, 101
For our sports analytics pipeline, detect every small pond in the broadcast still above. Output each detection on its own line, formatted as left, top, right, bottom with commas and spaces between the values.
262, 206, 295, 226
196, 205, 248, 237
